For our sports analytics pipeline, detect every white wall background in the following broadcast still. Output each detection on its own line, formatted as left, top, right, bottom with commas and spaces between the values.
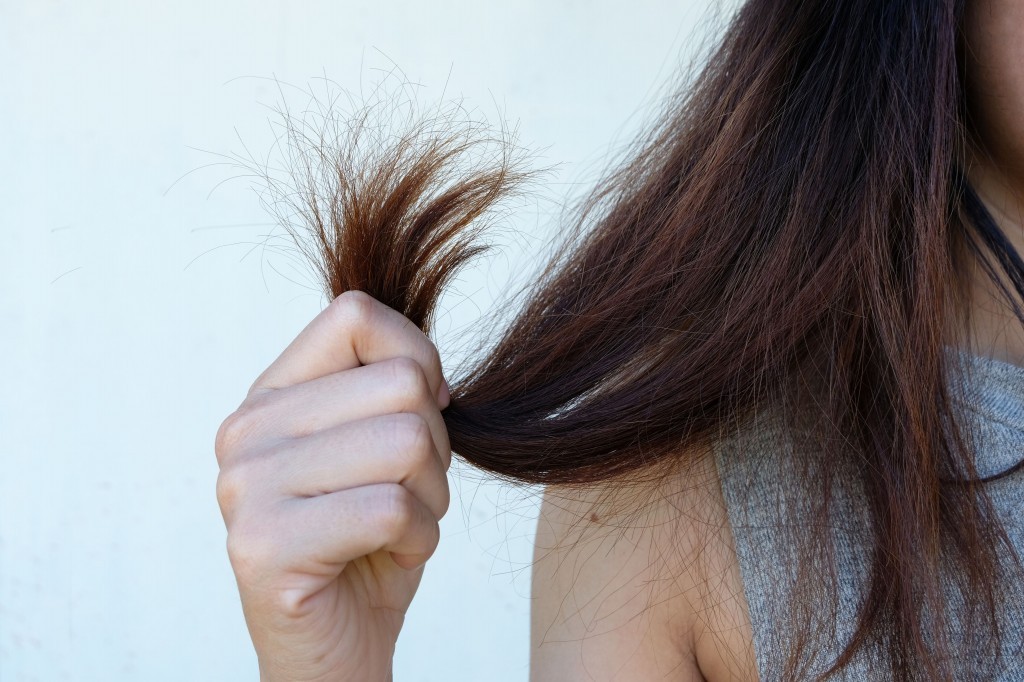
0, 1, 736, 680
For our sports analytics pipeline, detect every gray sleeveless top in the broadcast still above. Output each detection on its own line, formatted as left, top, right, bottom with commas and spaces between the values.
712, 347, 1024, 680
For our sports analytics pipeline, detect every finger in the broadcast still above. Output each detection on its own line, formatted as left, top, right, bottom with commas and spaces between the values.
240, 357, 452, 469
250, 290, 446, 403
275, 413, 451, 521
278, 483, 442, 573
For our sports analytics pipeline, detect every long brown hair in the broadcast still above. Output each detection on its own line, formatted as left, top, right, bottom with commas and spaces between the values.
245, 0, 1024, 679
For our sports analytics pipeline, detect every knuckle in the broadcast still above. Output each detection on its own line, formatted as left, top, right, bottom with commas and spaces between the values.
215, 467, 243, 514
216, 455, 273, 522
225, 520, 275, 580
331, 289, 376, 327
376, 484, 418, 540
386, 356, 430, 404
390, 413, 435, 469
214, 406, 259, 461
225, 530, 247, 567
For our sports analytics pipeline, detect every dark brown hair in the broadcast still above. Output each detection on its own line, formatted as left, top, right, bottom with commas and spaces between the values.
247, 0, 1024, 679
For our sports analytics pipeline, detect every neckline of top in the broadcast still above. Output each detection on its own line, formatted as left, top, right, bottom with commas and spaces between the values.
944, 344, 1024, 436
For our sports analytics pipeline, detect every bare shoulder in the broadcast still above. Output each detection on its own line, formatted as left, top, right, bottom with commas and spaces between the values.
529, 447, 759, 682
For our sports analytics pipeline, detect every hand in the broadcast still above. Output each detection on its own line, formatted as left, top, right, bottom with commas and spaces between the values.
214, 290, 452, 682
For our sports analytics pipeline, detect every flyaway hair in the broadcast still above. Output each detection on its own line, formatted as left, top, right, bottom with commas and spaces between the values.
247, 0, 1024, 679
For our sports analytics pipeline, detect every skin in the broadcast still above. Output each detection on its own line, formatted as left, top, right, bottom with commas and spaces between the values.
215, 3, 1021, 681
530, 3, 1024, 680
216, 290, 453, 681
961, 0, 1024, 368
530, 459, 758, 681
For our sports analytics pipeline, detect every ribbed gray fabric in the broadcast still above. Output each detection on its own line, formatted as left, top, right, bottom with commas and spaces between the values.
712, 347, 1024, 680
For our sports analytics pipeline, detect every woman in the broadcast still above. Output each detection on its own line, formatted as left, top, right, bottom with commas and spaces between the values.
214, 0, 1024, 679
